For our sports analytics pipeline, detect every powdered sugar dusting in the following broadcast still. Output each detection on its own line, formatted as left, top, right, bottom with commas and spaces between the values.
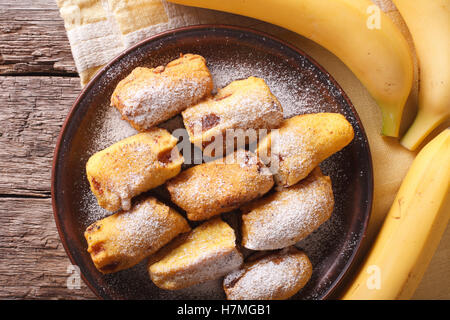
84, 197, 188, 274
89, 107, 138, 151
149, 219, 243, 289
155, 250, 243, 290
270, 129, 315, 184
183, 77, 283, 143
112, 54, 213, 130
242, 170, 334, 250
224, 248, 311, 300
166, 150, 273, 221
114, 199, 177, 257
120, 75, 210, 129
77, 106, 139, 224
208, 56, 335, 119
69, 31, 371, 299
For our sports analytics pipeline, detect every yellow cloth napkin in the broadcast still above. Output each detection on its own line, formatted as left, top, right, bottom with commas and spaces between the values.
58, 0, 447, 297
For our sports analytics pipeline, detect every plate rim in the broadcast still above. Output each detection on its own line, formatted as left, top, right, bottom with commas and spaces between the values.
51, 24, 373, 300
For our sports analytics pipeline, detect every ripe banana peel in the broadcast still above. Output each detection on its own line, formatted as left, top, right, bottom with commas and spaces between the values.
393, 0, 450, 150
342, 129, 450, 300
169, 0, 414, 137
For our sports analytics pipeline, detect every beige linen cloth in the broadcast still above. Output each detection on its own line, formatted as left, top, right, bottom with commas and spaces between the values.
56, 0, 449, 298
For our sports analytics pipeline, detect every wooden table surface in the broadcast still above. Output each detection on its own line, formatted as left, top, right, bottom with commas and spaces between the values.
0, 0, 448, 300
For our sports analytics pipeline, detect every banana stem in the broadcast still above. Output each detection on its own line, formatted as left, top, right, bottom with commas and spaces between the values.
401, 109, 449, 151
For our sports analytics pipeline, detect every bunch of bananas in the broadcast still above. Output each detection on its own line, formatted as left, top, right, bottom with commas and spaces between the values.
170, 0, 450, 299
170, 0, 449, 146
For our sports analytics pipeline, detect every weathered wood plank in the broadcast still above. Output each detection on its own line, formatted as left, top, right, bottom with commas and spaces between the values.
0, 76, 80, 196
0, 0, 76, 75
0, 197, 95, 299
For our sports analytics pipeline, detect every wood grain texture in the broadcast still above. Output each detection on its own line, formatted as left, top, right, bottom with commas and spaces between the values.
0, 76, 93, 299
0, 76, 80, 197
0, 197, 95, 299
0, 1, 76, 75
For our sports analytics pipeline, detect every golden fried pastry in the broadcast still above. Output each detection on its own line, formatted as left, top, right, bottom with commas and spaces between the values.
86, 129, 183, 212
166, 150, 274, 221
182, 77, 284, 148
148, 218, 243, 290
241, 168, 334, 250
111, 54, 213, 131
257, 113, 354, 187
85, 196, 190, 274
223, 247, 312, 300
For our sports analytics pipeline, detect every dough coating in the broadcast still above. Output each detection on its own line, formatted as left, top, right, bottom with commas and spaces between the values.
86, 129, 183, 212
241, 168, 334, 250
166, 150, 274, 221
111, 54, 213, 131
182, 77, 283, 149
85, 196, 190, 274
223, 247, 312, 300
257, 113, 354, 187
148, 218, 243, 290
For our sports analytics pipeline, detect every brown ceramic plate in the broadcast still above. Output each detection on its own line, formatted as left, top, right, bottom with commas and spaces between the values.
52, 25, 373, 300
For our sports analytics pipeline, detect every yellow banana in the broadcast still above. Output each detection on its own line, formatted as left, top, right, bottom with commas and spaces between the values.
169, 0, 413, 136
342, 129, 450, 300
394, 0, 450, 150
